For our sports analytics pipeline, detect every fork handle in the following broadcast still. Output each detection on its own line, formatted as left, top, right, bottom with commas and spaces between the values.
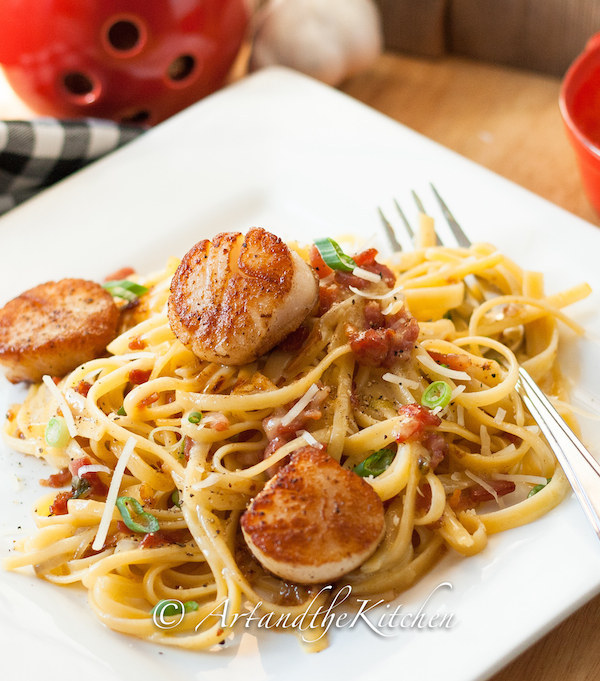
517, 367, 600, 539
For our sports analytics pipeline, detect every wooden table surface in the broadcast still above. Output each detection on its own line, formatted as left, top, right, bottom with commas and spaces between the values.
341, 51, 600, 681
1, 50, 599, 681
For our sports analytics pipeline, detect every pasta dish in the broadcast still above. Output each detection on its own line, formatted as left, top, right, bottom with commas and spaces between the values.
0, 219, 591, 651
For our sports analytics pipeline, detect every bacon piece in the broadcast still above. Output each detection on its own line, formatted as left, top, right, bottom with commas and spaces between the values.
75, 380, 91, 397
49, 491, 73, 515
128, 336, 147, 350
395, 404, 441, 443
422, 431, 449, 470
428, 350, 471, 372
277, 324, 310, 352
129, 369, 152, 385
70, 457, 107, 496
318, 283, 343, 315
40, 467, 72, 488
309, 245, 333, 279
353, 248, 396, 287
347, 305, 419, 368
467, 479, 516, 503
104, 266, 135, 282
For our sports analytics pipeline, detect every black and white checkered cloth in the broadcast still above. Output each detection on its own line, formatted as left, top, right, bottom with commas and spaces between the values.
0, 119, 144, 216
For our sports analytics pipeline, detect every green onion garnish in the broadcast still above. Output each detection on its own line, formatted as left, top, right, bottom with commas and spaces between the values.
188, 411, 202, 424
45, 416, 70, 448
313, 237, 357, 272
71, 478, 91, 499
528, 478, 551, 498
116, 496, 160, 533
421, 381, 452, 409
354, 448, 396, 477
117, 405, 127, 416
103, 279, 149, 302
170, 489, 181, 507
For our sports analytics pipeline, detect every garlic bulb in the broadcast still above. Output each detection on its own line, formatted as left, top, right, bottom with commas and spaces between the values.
249, 0, 383, 86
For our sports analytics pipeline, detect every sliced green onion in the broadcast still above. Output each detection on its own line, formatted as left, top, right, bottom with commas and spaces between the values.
314, 237, 357, 272
421, 381, 452, 409
103, 279, 149, 302
45, 416, 70, 448
528, 478, 551, 498
354, 448, 396, 478
170, 489, 181, 507
71, 478, 91, 499
183, 600, 199, 612
116, 496, 160, 533
187, 411, 202, 424
117, 405, 127, 416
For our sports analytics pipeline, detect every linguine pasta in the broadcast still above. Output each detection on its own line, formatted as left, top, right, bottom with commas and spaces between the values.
2, 225, 591, 651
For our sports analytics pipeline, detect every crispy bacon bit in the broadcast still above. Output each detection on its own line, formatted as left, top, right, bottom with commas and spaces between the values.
262, 388, 329, 465
183, 435, 194, 461
51, 376, 61, 385
70, 457, 107, 496
75, 380, 91, 397
129, 369, 152, 385
347, 306, 419, 368
104, 266, 135, 282
139, 392, 159, 407
395, 404, 441, 443
277, 324, 310, 352
422, 431, 449, 470
449, 479, 516, 512
205, 412, 230, 431
128, 336, 147, 350
40, 467, 72, 488
140, 528, 189, 549
318, 283, 343, 315
309, 245, 333, 279
467, 479, 516, 503
49, 490, 73, 515
428, 350, 471, 372
352, 248, 396, 287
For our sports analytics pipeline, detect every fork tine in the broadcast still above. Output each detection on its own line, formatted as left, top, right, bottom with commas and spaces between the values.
430, 183, 471, 248
392, 199, 414, 241
412, 190, 442, 246
377, 206, 403, 252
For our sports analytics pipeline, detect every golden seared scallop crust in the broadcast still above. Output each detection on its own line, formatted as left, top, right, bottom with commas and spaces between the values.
240, 446, 385, 584
0, 278, 119, 383
168, 228, 318, 365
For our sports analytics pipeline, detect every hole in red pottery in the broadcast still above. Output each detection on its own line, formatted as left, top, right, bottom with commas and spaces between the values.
107, 20, 141, 52
121, 110, 150, 124
167, 55, 196, 83
61, 71, 100, 103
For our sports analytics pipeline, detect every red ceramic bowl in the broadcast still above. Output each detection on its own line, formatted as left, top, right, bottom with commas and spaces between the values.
0, 0, 249, 125
560, 32, 600, 215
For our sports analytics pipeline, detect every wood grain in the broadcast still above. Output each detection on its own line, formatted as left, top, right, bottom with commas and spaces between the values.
340, 52, 600, 226
341, 51, 600, 681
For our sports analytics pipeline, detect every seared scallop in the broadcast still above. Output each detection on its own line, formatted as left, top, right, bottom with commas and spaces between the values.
0, 278, 119, 383
241, 446, 385, 584
168, 228, 318, 365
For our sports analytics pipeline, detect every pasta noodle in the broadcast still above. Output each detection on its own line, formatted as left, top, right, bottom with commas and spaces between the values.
2, 227, 591, 652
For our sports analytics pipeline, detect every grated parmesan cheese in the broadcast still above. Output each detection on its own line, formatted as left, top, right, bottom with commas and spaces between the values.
456, 404, 465, 427
348, 284, 406, 301
479, 424, 491, 457
351, 266, 382, 283
382, 373, 420, 389
297, 429, 320, 447
280, 383, 320, 427
42, 375, 77, 437
450, 385, 466, 400
494, 407, 507, 424
77, 464, 111, 477
91, 437, 135, 551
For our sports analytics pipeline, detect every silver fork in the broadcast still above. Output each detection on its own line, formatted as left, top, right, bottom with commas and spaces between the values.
380, 185, 600, 540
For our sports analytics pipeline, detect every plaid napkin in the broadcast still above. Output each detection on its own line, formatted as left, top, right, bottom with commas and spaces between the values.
0, 119, 144, 216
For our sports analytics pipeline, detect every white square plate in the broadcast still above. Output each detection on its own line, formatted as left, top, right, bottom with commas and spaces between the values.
1, 67, 600, 681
